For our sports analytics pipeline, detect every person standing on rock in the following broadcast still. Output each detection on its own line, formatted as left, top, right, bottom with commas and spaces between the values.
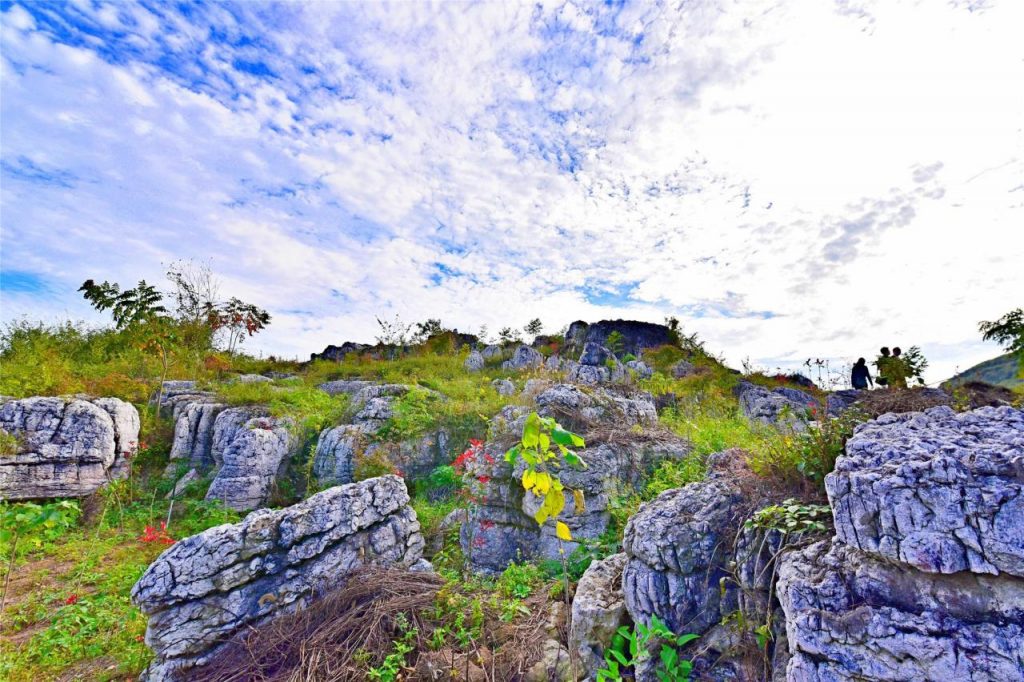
851, 357, 873, 390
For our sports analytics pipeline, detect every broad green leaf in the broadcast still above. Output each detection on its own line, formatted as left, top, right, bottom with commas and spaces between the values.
522, 412, 541, 448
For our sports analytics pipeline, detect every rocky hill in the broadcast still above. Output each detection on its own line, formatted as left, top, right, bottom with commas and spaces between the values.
946, 351, 1023, 389
1, 319, 1022, 682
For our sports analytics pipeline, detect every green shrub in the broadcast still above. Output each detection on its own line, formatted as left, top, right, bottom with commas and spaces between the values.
644, 455, 706, 498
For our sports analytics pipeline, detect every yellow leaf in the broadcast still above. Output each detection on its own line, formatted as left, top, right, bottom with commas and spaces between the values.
534, 471, 551, 496
545, 487, 565, 518
573, 489, 586, 514
556, 521, 572, 542
522, 470, 536, 491
534, 507, 549, 526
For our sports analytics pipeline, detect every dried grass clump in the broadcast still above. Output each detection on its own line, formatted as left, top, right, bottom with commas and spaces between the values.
852, 387, 952, 419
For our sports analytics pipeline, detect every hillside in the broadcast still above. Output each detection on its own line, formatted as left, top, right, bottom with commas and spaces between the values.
946, 352, 1023, 389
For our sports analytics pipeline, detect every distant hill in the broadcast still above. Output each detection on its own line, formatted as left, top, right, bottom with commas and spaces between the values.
946, 352, 1023, 389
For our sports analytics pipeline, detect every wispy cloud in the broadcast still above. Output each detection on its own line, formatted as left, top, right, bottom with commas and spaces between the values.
1, 0, 1021, 381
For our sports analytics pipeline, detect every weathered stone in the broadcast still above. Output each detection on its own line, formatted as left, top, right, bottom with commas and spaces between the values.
570, 553, 628, 680
310, 341, 369, 362
580, 342, 616, 367
621, 476, 746, 636
535, 384, 657, 433
312, 424, 368, 486
318, 379, 374, 397
671, 360, 697, 378
464, 350, 485, 372
735, 381, 816, 427
777, 538, 1024, 682
828, 405, 1024, 576
210, 406, 266, 467
132, 476, 424, 680
545, 354, 564, 371
625, 360, 653, 379
235, 373, 272, 383
166, 468, 200, 499
502, 344, 543, 370
525, 639, 573, 682
481, 344, 504, 360
569, 364, 611, 385
825, 389, 861, 416
492, 378, 515, 396
205, 415, 297, 511
563, 320, 674, 358
167, 400, 226, 473
0, 396, 139, 500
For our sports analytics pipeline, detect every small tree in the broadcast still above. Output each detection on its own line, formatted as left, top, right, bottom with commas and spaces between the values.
498, 326, 521, 346
205, 298, 271, 354
524, 318, 543, 338
375, 315, 412, 357
413, 318, 445, 344
605, 330, 625, 357
980, 308, 1024, 373
79, 279, 178, 409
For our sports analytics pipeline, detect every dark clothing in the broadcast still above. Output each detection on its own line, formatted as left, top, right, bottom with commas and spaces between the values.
852, 364, 872, 390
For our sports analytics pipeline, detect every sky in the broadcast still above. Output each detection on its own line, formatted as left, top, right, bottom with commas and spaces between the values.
1, 0, 1021, 384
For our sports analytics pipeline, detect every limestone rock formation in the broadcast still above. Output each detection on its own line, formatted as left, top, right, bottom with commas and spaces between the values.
167, 399, 226, 472
464, 349, 485, 372
131, 476, 424, 681
625, 360, 653, 379
481, 344, 504, 360
312, 424, 367, 486
735, 380, 816, 427
502, 344, 543, 370
205, 414, 297, 511
318, 379, 374, 396
778, 539, 1024, 681
828, 405, 1024, 576
462, 384, 675, 573
492, 378, 515, 396
570, 552, 628, 680
620, 476, 745, 635
234, 373, 272, 383
0, 396, 139, 500
563, 320, 674, 358
310, 341, 369, 362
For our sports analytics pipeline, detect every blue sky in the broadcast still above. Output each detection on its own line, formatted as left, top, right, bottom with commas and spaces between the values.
1, 0, 1021, 382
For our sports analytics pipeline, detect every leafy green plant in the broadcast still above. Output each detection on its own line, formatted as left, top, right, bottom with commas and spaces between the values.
756, 407, 863, 490
497, 561, 544, 599
379, 387, 441, 440
366, 612, 417, 681
0, 429, 21, 456
605, 331, 625, 357
1, 501, 81, 614
746, 499, 831, 536
598, 614, 698, 682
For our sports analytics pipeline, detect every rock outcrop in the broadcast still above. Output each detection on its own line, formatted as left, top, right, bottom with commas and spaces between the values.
464, 350, 485, 372
132, 476, 424, 681
734, 380, 816, 427
167, 399, 226, 472
462, 384, 682, 573
828, 405, 1024, 576
0, 396, 139, 500
778, 539, 1024, 681
563, 320, 675, 358
570, 552, 629, 680
777, 405, 1024, 681
310, 341, 369, 362
502, 344, 543, 371
205, 413, 297, 511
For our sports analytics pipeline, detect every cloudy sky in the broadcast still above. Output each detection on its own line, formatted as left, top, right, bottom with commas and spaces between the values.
1, 0, 1021, 382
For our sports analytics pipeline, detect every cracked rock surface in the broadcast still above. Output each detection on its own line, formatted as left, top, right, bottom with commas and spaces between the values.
827, 405, 1024, 576
204, 412, 296, 511
132, 475, 424, 681
777, 538, 1024, 681
0, 396, 139, 500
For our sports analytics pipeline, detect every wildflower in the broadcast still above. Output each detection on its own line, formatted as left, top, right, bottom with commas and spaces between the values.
65, 594, 79, 605
476, 475, 491, 484
140, 521, 175, 545
479, 520, 495, 530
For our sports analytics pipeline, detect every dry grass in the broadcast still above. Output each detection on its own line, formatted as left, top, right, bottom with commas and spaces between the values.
193, 568, 554, 682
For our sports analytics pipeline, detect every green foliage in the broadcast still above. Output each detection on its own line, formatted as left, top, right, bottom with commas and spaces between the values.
0, 429, 21, 456
379, 387, 441, 440
980, 308, 1024, 363
366, 613, 417, 681
605, 330, 625, 356
497, 561, 544, 599
505, 412, 586, 540
524, 318, 543, 337
752, 408, 863, 490
1, 501, 81, 563
214, 381, 350, 437
78, 279, 167, 330
746, 499, 831, 535
598, 615, 698, 682
644, 454, 706, 498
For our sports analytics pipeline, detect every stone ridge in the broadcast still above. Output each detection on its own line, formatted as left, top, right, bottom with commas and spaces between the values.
0, 396, 139, 500
131, 475, 423, 680
827, 405, 1024, 576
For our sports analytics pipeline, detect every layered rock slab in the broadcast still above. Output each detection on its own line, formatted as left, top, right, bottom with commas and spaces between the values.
0, 396, 139, 500
777, 539, 1024, 682
827, 405, 1024, 576
131, 475, 424, 680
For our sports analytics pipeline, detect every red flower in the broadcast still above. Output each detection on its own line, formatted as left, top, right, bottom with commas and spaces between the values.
476, 475, 491, 484
140, 521, 175, 545
65, 594, 79, 605
479, 520, 495, 530
483, 454, 495, 464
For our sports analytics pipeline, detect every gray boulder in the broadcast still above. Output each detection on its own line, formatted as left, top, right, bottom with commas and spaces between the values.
481, 344, 504, 360
826, 389, 861, 416
620, 476, 746, 635
132, 476, 424, 680
568, 364, 611, 385
205, 414, 297, 511
625, 360, 653, 379
167, 400, 226, 473
735, 380, 816, 427
502, 344, 543, 371
579, 342, 616, 367
671, 360, 697, 378
210, 406, 266, 466
235, 373, 272, 384
0, 396, 139, 500
312, 424, 368, 486
492, 378, 516, 396
464, 350, 485, 372
777, 538, 1024, 682
545, 354, 562, 371
570, 553, 628, 680
318, 379, 374, 397
828, 405, 1024, 576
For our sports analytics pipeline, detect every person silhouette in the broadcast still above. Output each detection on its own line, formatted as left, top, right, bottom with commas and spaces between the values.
890, 347, 909, 388
851, 357, 873, 390
874, 347, 891, 386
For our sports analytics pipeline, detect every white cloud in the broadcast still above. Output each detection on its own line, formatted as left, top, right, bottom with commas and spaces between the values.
1, 0, 1021, 381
